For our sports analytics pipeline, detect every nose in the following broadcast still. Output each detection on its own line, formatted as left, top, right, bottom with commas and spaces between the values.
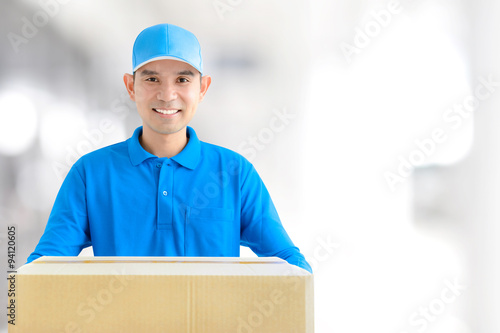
157, 82, 177, 101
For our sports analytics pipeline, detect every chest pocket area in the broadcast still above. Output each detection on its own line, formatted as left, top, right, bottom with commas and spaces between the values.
185, 206, 235, 256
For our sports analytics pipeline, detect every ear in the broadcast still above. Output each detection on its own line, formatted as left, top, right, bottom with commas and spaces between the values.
123, 73, 136, 101
199, 75, 212, 102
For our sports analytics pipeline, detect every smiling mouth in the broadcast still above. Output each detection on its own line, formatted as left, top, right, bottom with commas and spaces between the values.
153, 108, 181, 115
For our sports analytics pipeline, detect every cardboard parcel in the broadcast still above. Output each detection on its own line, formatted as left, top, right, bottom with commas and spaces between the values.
7, 256, 314, 332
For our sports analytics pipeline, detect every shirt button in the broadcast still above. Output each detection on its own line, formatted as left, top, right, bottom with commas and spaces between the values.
162, 191, 168, 196
156, 163, 162, 168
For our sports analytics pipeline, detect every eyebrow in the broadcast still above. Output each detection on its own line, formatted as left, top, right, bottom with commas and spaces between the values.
177, 70, 195, 77
138, 69, 195, 77
139, 69, 159, 76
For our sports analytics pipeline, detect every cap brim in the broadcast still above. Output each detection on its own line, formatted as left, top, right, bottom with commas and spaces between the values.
133, 56, 201, 74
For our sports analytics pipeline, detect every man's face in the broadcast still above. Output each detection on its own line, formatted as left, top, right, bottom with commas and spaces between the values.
124, 59, 210, 136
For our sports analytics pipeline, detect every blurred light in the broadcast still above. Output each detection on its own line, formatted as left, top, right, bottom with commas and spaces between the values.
358, 7, 472, 166
16, 159, 61, 211
39, 103, 87, 160
85, 110, 129, 148
0, 91, 38, 156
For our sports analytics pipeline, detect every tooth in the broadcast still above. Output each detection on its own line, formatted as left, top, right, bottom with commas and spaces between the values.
155, 109, 178, 115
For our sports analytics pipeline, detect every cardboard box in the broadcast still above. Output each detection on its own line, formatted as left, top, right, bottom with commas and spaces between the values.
7, 256, 313, 332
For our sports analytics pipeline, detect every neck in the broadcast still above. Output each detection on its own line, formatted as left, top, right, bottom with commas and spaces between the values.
140, 126, 188, 158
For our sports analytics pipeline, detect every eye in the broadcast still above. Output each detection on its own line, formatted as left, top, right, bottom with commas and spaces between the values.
145, 77, 158, 82
178, 77, 190, 83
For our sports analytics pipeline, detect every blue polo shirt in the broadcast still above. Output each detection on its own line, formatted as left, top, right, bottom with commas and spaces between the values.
27, 126, 312, 273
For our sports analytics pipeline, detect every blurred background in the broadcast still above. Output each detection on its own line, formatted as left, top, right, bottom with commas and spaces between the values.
1, 0, 499, 332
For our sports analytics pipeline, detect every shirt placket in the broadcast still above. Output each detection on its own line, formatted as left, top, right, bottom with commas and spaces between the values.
157, 160, 174, 230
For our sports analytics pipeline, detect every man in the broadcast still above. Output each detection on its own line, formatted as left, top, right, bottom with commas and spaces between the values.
27, 23, 312, 273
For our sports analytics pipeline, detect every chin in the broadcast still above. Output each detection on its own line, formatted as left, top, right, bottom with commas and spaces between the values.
154, 126, 187, 136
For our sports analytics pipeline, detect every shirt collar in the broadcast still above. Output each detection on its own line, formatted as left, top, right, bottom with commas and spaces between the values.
128, 126, 201, 170
171, 126, 201, 170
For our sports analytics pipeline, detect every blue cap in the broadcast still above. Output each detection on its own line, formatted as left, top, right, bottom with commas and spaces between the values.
132, 24, 203, 74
